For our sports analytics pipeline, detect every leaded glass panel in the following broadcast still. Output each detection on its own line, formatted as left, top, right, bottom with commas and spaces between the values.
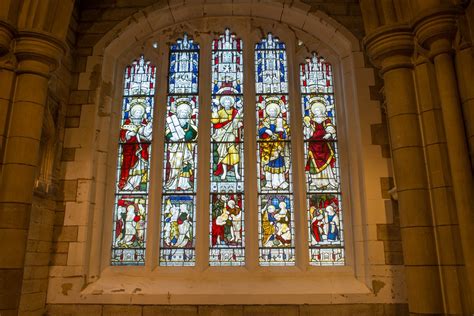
255, 34, 295, 266
160, 34, 200, 266
300, 53, 344, 266
112, 55, 155, 265
209, 29, 245, 266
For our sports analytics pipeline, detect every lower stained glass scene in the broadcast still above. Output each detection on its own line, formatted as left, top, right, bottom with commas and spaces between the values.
111, 195, 148, 265
160, 195, 195, 266
307, 194, 344, 265
209, 194, 245, 266
259, 194, 295, 265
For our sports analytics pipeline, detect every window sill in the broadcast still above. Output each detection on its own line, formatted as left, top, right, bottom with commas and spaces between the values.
68, 266, 371, 305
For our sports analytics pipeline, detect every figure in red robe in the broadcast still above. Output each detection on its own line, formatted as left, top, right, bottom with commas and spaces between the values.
118, 101, 153, 191
303, 100, 338, 190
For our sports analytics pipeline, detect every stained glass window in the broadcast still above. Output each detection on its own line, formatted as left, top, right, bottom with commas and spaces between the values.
160, 34, 200, 266
255, 33, 295, 266
111, 55, 156, 265
301, 52, 344, 265
209, 29, 245, 266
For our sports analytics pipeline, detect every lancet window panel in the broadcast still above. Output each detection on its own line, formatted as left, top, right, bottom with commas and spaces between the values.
255, 34, 295, 266
300, 53, 344, 266
209, 29, 245, 266
111, 55, 156, 266
160, 34, 200, 266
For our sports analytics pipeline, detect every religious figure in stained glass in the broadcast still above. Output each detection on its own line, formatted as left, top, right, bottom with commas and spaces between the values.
112, 55, 155, 266
257, 96, 291, 190
164, 97, 198, 191
303, 97, 338, 190
211, 89, 243, 181
118, 98, 153, 192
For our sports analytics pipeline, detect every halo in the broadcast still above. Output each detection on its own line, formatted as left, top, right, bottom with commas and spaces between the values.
308, 97, 327, 114
219, 95, 235, 107
129, 98, 147, 117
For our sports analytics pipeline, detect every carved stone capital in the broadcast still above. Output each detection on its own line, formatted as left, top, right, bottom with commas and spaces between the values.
0, 20, 16, 56
14, 31, 67, 77
363, 24, 414, 75
413, 6, 462, 58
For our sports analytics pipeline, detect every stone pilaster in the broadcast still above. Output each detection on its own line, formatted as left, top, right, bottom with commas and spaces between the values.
414, 6, 474, 312
0, 31, 65, 315
364, 25, 444, 315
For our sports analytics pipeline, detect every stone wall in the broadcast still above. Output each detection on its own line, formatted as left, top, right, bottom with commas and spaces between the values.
46, 303, 408, 316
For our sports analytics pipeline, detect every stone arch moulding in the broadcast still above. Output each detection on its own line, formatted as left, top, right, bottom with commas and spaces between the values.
49, 0, 401, 306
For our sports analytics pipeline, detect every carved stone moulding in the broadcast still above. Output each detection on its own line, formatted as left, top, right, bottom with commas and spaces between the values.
413, 5, 462, 56
363, 24, 414, 74
0, 20, 16, 56
14, 31, 67, 76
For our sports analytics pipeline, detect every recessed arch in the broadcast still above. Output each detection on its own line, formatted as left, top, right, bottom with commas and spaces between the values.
50, 0, 396, 306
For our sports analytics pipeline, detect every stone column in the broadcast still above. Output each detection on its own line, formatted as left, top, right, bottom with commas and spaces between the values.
0, 32, 65, 315
0, 21, 16, 170
413, 53, 464, 314
415, 8, 474, 312
364, 26, 444, 315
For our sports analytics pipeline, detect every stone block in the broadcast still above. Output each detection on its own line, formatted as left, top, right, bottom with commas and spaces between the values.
383, 304, 409, 316
18, 292, 46, 312
69, 90, 89, 105
0, 202, 30, 229
24, 252, 50, 266
0, 229, 28, 268
46, 304, 103, 316
199, 305, 243, 316
143, 306, 198, 316
61, 148, 76, 161
76, 34, 103, 48
103, 305, 142, 316
300, 304, 380, 316
370, 123, 388, 146
377, 224, 400, 241
67, 104, 82, 117
59, 180, 78, 202
243, 306, 298, 316
379, 177, 394, 199
53, 225, 79, 242
384, 251, 404, 265
67, 242, 85, 266
65, 117, 81, 128
401, 226, 438, 266
50, 253, 68, 266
